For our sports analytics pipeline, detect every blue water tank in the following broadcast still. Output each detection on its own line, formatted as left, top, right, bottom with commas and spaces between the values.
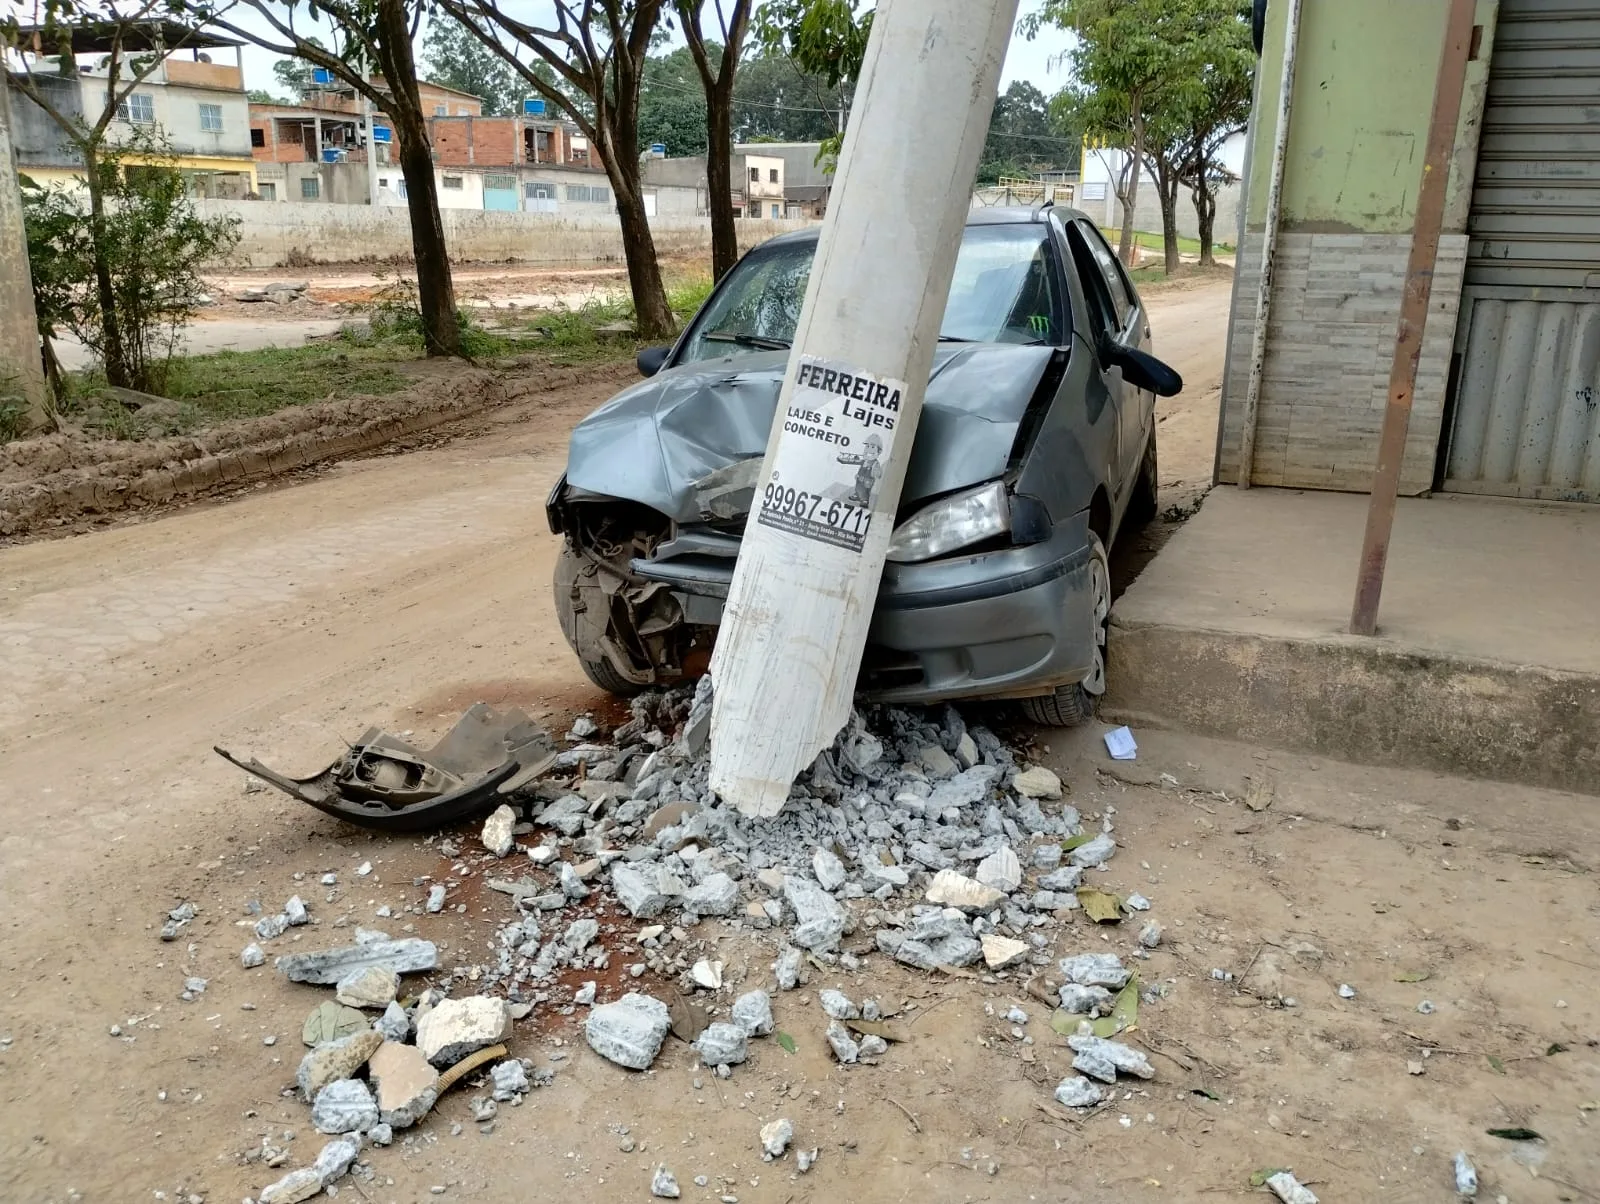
523, 98, 546, 115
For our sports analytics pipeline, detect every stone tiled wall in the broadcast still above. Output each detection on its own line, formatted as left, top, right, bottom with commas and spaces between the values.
1217, 232, 1469, 493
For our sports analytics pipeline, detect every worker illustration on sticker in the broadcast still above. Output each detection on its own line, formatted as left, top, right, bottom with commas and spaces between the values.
837, 433, 885, 507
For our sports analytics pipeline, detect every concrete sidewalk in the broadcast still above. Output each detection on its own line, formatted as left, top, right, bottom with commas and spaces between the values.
1106, 488, 1600, 795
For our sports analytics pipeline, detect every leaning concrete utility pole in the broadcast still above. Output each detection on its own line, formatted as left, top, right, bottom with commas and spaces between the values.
708, 0, 1019, 817
0, 81, 50, 431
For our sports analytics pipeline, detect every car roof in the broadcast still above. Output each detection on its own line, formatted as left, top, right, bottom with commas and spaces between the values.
755, 204, 1091, 249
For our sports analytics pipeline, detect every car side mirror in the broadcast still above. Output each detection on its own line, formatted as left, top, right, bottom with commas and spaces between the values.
1105, 343, 1183, 397
637, 345, 671, 377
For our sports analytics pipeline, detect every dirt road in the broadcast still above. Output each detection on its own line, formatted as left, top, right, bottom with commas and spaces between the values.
27, 277, 1594, 1203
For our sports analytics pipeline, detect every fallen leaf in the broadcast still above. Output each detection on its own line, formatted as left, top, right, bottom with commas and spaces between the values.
775, 1031, 797, 1055
1049, 1008, 1080, 1037
302, 1001, 367, 1047
1060, 834, 1095, 852
666, 989, 708, 1043
1393, 970, 1431, 983
1191, 1087, 1220, 1101
1487, 1127, 1542, 1141
845, 1018, 910, 1043
1076, 887, 1123, 924
1546, 1042, 1568, 1055
1090, 979, 1139, 1038
1249, 1167, 1289, 1188
1487, 1054, 1506, 1075
1243, 776, 1275, 812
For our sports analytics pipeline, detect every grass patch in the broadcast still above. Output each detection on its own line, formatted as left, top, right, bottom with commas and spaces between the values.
46, 271, 717, 441
1101, 227, 1234, 256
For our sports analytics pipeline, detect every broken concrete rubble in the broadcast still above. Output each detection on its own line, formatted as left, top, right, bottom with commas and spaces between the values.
482, 804, 517, 857
980, 934, 1029, 970
368, 1040, 439, 1129
311, 1078, 378, 1134
925, 868, 1005, 913
415, 995, 512, 1067
586, 993, 671, 1070
1066, 1034, 1156, 1082
783, 875, 846, 950
760, 1117, 794, 1160
1013, 765, 1063, 799
335, 965, 399, 1010
731, 989, 774, 1036
278, 938, 438, 985
297, 1030, 384, 1102
693, 1022, 748, 1066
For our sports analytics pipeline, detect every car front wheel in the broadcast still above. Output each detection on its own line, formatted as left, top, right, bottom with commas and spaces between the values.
1020, 530, 1109, 727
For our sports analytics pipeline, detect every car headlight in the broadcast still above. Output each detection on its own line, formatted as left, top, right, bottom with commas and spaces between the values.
886, 481, 1010, 563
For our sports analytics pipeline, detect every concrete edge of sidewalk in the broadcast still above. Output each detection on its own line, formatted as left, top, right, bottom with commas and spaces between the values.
1104, 615, 1600, 799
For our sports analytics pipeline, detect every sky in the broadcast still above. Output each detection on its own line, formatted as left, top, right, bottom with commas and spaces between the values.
214, 8, 1076, 105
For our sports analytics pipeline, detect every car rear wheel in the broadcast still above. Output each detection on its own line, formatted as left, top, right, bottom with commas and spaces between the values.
1020, 530, 1110, 727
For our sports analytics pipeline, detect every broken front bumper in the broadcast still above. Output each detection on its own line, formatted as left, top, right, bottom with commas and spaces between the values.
633, 514, 1099, 704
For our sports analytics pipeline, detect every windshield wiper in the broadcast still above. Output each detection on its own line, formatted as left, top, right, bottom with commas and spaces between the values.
938, 334, 975, 342
703, 329, 792, 350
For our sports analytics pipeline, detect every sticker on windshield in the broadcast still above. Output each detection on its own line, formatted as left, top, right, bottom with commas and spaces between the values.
756, 354, 907, 553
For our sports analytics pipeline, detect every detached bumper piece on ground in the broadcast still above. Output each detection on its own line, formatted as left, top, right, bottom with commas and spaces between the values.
215, 703, 557, 832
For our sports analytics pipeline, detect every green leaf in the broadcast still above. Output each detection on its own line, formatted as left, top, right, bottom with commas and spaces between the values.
775, 1031, 797, 1054
1191, 1087, 1220, 1101
1393, 970, 1431, 983
1090, 978, 1139, 1038
1249, 1168, 1289, 1188
1545, 1042, 1568, 1056
1486, 1054, 1507, 1075
1487, 1127, 1542, 1141
1077, 886, 1124, 923
1060, 833, 1095, 852
1050, 1008, 1081, 1037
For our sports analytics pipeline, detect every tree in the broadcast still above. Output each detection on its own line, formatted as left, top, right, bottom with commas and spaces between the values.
421, 14, 523, 115
1027, 0, 1197, 267
195, 0, 463, 357
976, 81, 1079, 185
731, 53, 841, 143
637, 46, 707, 155
22, 144, 239, 395
2, 1, 221, 387
1172, 0, 1253, 265
269, 38, 325, 98
674, 0, 751, 282
246, 86, 285, 102
752, 0, 871, 163
436, 0, 677, 340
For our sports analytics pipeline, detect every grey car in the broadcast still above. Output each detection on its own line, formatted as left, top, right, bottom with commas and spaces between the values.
546, 206, 1182, 725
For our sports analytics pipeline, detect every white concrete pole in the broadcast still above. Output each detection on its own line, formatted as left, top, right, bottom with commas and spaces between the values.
707, 0, 1020, 817
362, 90, 381, 206
0, 83, 50, 431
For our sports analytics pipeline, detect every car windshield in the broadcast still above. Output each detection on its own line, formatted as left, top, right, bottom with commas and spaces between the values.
676, 222, 1064, 365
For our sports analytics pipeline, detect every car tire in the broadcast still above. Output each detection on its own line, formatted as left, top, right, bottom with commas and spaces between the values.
1020, 530, 1110, 727
1126, 427, 1159, 528
578, 653, 646, 698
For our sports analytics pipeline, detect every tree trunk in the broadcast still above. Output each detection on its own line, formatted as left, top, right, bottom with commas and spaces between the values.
393, 118, 462, 358
1193, 181, 1217, 267
705, 82, 739, 281
83, 146, 130, 388
375, 0, 461, 359
607, 153, 674, 340
1117, 102, 1144, 268
1154, 152, 1181, 275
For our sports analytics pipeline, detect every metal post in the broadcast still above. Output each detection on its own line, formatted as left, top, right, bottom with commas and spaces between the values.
1350, 0, 1477, 636
1235, 0, 1302, 488
0, 81, 50, 431
707, 0, 1019, 817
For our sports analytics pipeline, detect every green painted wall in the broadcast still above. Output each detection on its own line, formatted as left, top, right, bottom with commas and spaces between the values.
1245, 0, 1497, 234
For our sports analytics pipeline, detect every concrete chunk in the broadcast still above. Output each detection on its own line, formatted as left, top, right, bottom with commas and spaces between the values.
335, 965, 399, 1010
1068, 832, 1116, 868
760, 1117, 794, 1160
241, 942, 265, 969
311, 1078, 378, 1134
811, 847, 847, 892
612, 863, 670, 918
825, 1020, 859, 1063
415, 995, 513, 1068
974, 847, 1022, 894
683, 872, 740, 916
1059, 983, 1114, 1014
1054, 1075, 1103, 1108
914, 744, 958, 779
981, 934, 1029, 969
586, 993, 671, 1070
774, 946, 804, 990
1066, 1033, 1155, 1080
693, 1022, 749, 1067
731, 989, 774, 1036
296, 1030, 383, 1102
373, 1000, 410, 1042
312, 1135, 360, 1182
819, 989, 859, 1020
1013, 766, 1063, 799
482, 804, 517, 857
258, 1167, 323, 1204
491, 1059, 530, 1100
925, 868, 1004, 913
783, 875, 847, 950
277, 938, 437, 985
1059, 953, 1131, 989
369, 1040, 439, 1129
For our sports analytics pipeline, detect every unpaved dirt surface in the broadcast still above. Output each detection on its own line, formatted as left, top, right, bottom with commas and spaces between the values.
28, 277, 1595, 1204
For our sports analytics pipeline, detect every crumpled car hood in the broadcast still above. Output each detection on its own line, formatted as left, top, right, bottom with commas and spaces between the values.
565, 343, 1057, 523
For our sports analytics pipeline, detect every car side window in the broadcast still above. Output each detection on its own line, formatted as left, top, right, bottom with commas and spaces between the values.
1076, 221, 1134, 330
1064, 223, 1120, 343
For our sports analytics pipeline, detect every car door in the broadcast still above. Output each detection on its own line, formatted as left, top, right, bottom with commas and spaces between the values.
1074, 221, 1153, 489
1061, 222, 1139, 517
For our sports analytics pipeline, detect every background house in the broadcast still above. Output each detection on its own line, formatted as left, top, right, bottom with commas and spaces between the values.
5, 22, 256, 198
